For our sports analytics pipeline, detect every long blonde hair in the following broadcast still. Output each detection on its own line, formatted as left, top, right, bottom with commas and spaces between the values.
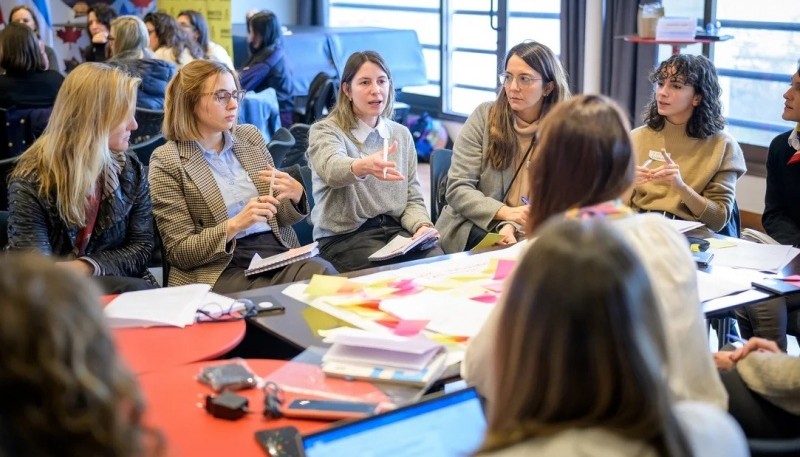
12, 63, 140, 227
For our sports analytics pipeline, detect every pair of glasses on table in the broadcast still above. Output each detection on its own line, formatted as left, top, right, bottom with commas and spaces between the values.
195, 296, 286, 323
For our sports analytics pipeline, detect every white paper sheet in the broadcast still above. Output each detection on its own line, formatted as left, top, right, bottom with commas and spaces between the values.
379, 291, 494, 338
696, 270, 751, 302
104, 284, 211, 328
709, 238, 800, 272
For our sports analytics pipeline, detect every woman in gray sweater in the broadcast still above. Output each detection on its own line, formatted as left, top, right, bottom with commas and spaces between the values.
307, 51, 442, 273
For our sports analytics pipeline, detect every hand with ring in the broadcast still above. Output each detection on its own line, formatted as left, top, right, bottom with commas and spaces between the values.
227, 194, 280, 239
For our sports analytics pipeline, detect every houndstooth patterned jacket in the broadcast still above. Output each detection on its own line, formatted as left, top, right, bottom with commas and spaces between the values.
148, 124, 307, 287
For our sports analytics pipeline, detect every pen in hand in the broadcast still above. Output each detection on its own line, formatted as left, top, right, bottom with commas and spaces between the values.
521, 196, 529, 205
382, 138, 388, 179
268, 168, 276, 198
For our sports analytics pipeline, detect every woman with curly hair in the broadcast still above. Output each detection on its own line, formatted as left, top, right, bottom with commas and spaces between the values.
144, 11, 202, 69
629, 54, 745, 235
0, 252, 162, 457
84, 3, 118, 62
434, 41, 570, 253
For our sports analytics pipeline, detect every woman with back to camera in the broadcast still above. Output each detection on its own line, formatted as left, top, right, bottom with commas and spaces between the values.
630, 54, 745, 235
84, 3, 118, 62
239, 10, 294, 127
8, 5, 60, 72
476, 218, 746, 457
107, 15, 175, 110
434, 41, 570, 253
144, 11, 202, 69
7, 63, 156, 294
463, 95, 728, 409
307, 50, 442, 273
0, 22, 64, 108
149, 60, 336, 293
0, 252, 162, 457
177, 10, 234, 70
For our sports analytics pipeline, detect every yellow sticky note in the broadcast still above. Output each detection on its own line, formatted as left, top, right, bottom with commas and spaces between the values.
323, 296, 379, 307
362, 287, 400, 298
450, 273, 491, 282
423, 279, 464, 291
704, 237, 737, 249
348, 307, 387, 319
305, 274, 348, 297
471, 232, 505, 251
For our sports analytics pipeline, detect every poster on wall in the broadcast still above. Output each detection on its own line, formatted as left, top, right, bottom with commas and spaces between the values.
0, 0, 157, 72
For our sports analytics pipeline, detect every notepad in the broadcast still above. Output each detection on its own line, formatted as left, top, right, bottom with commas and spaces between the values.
368, 230, 439, 261
245, 242, 319, 276
104, 284, 212, 328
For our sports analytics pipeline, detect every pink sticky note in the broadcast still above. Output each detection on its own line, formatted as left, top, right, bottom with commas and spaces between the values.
393, 285, 423, 297
393, 319, 429, 336
492, 259, 516, 281
388, 278, 416, 291
470, 293, 499, 304
787, 281, 800, 288
779, 275, 800, 281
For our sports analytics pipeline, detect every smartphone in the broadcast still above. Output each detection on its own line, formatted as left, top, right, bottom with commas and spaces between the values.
254, 426, 303, 457
281, 399, 378, 421
751, 278, 800, 295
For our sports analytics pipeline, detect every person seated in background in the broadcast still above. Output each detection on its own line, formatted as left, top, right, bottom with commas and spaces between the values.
177, 10, 234, 70
715, 337, 800, 439
763, 59, 800, 246
307, 51, 442, 273
144, 12, 202, 69
149, 60, 336, 293
9, 5, 61, 73
629, 54, 746, 235
83, 3, 118, 62
107, 15, 175, 111
464, 95, 728, 409
239, 10, 294, 127
476, 218, 746, 457
0, 22, 64, 108
0, 253, 162, 457
8, 63, 157, 294
435, 41, 570, 253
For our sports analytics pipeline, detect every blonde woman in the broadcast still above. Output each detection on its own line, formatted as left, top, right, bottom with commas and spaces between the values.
107, 15, 175, 110
8, 63, 156, 293
149, 60, 335, 292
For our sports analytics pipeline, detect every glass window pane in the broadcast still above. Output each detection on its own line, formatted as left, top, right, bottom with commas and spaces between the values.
329, 9, 440, 45
403, 84, 441, 97
451, 0, 493, 11
509, 0, 559, 13
720, 76, 794, 147
452, 52, 497, 89
717, 0, 800, 22
451, 87, 496, 116
451, 13, 496, 51
507, 18, 561, 55
422, 49, 440, 83
660, 0, 703, 20
331, 0, 435, 8
713, 28, 800, 73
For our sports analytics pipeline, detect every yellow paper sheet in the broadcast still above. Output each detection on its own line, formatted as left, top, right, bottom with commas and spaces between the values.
471, 232, 505, 251
306, 274, 348, 297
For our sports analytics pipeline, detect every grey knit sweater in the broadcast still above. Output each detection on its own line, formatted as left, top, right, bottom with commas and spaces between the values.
308, 117, 430, 239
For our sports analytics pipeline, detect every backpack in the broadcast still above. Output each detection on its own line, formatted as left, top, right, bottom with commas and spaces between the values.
302, 72, 339, 124
409, 112, 434, 161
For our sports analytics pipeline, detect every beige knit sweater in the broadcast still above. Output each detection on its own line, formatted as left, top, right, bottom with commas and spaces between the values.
737, 352, 800, 415
630, 122, 746, 231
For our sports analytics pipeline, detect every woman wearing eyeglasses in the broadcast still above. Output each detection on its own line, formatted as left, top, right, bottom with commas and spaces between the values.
149, 60, 336, 292
434, 41, 570, 253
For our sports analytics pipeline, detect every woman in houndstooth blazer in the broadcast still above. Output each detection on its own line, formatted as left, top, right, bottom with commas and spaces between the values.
149, 60, 336, 293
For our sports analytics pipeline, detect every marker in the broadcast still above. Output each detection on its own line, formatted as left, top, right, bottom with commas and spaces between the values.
521, 196, 529, 205
382, 138, 388, 179
268, 168, 276, 198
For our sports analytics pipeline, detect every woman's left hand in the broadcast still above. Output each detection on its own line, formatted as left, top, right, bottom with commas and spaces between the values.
412, 225, 437, 240
649, 150, 685, 189
497, 224, 517, 245
259, 167, 304, 204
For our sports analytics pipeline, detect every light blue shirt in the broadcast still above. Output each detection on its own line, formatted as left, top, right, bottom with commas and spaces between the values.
200, 131, 271, 239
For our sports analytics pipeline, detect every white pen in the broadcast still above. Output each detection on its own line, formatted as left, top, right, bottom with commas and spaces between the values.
382, 138, 388, 179
268, 168, 276, 198
642, 159, 653, 168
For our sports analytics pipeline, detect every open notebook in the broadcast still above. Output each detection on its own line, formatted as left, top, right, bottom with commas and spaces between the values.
301, 387, 486, 457
246, 242, 319, 276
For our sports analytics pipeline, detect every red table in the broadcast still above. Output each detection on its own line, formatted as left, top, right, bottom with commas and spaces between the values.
138, 359, 388, 457
112, 320, 245, 374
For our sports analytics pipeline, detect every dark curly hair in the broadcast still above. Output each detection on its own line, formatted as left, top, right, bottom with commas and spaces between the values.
0, 253, 162, 457
642, 54, 726, 139
87, 3, 118, 32
144, 11, 202, 61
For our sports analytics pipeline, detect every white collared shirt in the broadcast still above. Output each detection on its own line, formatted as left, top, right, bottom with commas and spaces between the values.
350, 117, 391, 144
789, 125, 800, 151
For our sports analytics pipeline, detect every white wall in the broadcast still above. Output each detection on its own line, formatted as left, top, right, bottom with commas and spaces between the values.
737, 175, 766, 214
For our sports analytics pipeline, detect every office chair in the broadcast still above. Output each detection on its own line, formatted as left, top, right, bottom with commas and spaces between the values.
282, 164, 315, 245
748, 438, 800, 457
0, 210, 8, 249
267, 127, 296, 169
284, 123, 311, 168
130, 134, 166, 166
132, 107, 165, 146
429, 148, 452, 224
295, 72, 338, 124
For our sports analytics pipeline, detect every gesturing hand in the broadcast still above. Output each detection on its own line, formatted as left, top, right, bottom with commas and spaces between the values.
351, 140, 404, 181
649, 149, 684, 189
635, 165, 653, 186
228, 195, 280, 238
258, 167, 304, 204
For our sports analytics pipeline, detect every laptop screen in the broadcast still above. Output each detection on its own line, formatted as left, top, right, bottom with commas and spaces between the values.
302, 388, 486, 457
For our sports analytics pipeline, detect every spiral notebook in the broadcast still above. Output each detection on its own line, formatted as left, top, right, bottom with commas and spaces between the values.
245, 242, 319, 276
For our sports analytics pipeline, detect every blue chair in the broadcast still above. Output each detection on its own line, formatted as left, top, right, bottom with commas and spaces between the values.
717, 200, 741, 237
282, 164, 315, 246
429, 148, 452, 224
130, 134, 166, 167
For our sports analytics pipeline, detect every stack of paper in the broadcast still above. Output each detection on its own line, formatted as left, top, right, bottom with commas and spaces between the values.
104, 284, 213, 328
321, 328, 447, 387
709, 238, 800, 273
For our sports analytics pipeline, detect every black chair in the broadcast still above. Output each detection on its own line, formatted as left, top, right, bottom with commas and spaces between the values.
132, 107, 164, 146
718, 200, 742, 238
0, 210, 8, 249
284, 123, 311, 168
130, 134, 166, 166
295, 72, 338, 125
0, 156, 19, 211
282, 164, 315, 246
0, 106, 52, 160
748, 438, 800, 457
267, 127, 296, 169
429, 148, 452, 224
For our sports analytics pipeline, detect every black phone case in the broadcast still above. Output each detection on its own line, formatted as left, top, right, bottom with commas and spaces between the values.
255, 426, 303, 457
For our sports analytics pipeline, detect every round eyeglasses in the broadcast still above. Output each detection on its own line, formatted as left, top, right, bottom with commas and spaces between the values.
499, 73, 542, 88
203, 89, 247, 105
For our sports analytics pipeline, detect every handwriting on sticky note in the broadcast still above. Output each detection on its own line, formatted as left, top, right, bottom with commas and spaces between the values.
306, 274, 348, 297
